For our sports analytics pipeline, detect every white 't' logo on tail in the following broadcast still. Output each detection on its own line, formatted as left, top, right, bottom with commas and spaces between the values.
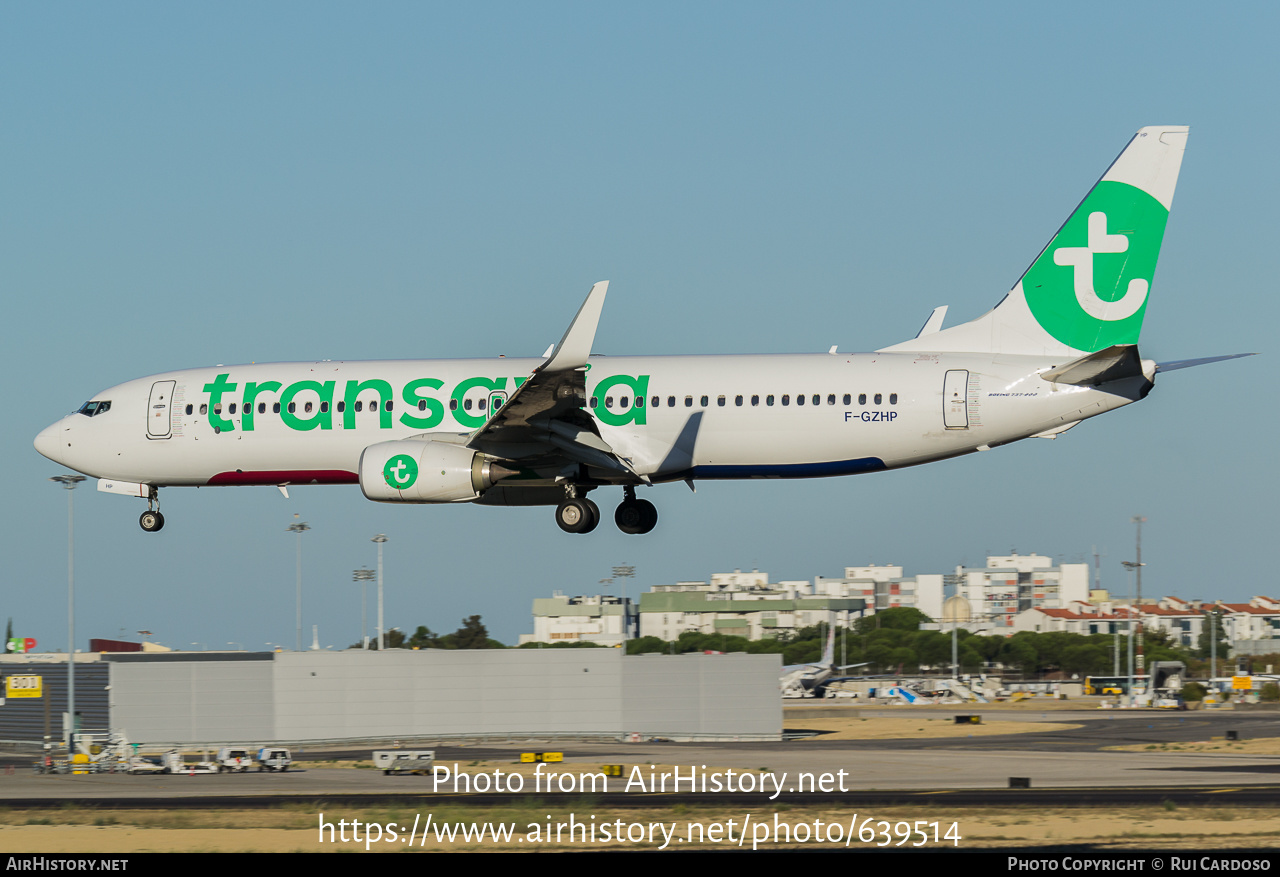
1052, 212, 1149, 321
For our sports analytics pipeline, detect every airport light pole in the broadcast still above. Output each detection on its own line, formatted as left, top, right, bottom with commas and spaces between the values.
612, 565, 635, 642
50, 474, 85, 752
353, 568, 375, 649
372, 535, 388, 650
287, 518, 310, 651
1131, 516, 1147, 689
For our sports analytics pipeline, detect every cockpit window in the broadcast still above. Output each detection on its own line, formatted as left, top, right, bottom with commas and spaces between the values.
76, 400, 111, 417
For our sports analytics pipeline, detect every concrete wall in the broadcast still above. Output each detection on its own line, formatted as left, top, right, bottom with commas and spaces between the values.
103, 649, 780, 744
108, 654, 274, 743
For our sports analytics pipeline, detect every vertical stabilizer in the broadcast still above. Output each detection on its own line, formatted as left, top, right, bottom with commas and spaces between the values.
820, 622, 835, 667
882, 127, 1188, 356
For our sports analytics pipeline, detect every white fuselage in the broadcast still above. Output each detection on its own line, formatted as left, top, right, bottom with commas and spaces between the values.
34, 351, 1145, 491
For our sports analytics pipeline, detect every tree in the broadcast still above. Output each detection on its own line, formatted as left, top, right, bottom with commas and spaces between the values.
853, 607, 932, 635
408, 626, 442, 649
446, 615, 502, 649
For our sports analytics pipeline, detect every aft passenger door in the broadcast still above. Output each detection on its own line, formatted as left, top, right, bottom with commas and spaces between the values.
147, 380, 176, 439
943, 370, 968, 429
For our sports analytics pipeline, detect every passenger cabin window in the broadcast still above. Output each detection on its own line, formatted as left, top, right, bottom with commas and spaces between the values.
858, 394, 867, 405
604, 396, 614, 409
464, 399, 473, 411
766, 395, 775, 406
843, 393, 851, 405
796, 394, 805, 406
304, 402, 313, 413
890, 393, 898, 404
590, 396, 598, 408
320, 401, 329, 413
813, 394, 820, 406
620, 396, 629, 408
272, 403, 280, 413
185, 404, 193, 415
828, 394, 836, 405
667, 396, 675, 407
700, 395, 708, 407
337, 401, 345, 413
685, 396, 693, 407
229, 403, 237, 415
258, 403, 266, 414
782, 395, 790, 406
200, 404, 209, 415
355, 401, 363, 412
418, 400, 427, 411
449, 399, 458, 411
735, 395, 743, 406
752, 395, 760, 406
874, 393, 882, 405
287, 402, 296, 413
651, 396, 659, 408
717, 396, 725, 407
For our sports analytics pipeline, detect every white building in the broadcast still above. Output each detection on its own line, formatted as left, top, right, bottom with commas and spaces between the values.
954, 553, 1090, 629
813, 564, 945, 618
1013, 595, 1280, 655
517, 594, 635, 647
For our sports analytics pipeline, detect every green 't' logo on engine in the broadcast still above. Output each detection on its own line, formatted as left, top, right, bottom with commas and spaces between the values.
383, 454, 418, 490
1022, 180, 1169, 352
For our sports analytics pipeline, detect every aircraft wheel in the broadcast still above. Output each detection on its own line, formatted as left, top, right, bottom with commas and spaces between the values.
139, 511, 165, 533
616, 499, 658, 534
555, 498, 597, 534
581, 498, 600, 533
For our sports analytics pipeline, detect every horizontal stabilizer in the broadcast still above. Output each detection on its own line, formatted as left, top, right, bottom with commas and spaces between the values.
1039, 345, 1144, 386
1155, 353, 1256, 373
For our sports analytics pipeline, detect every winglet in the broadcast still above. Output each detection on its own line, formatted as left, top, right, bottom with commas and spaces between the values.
541, 281, 609, 373
916, 305, 948, 338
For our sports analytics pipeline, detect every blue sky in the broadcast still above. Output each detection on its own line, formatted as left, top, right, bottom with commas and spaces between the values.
3, 2, 1274, 650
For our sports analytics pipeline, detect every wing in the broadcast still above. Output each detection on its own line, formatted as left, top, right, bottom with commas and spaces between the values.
465, 281, 649, 483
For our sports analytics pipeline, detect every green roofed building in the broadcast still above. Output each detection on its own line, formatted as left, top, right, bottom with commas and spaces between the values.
638, 569, 866, 641
517, 594, 636, 646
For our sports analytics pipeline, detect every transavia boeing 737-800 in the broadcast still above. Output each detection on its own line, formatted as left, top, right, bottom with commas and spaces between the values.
35, 126, 1250, 535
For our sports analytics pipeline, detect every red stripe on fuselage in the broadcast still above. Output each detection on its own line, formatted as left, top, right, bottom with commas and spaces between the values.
207, 470, 358, 486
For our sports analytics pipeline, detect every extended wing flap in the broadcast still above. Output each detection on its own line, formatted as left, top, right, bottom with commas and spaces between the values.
464, 281, 646, 483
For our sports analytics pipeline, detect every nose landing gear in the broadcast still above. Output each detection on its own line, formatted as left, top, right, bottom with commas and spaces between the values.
139, 488, 164, 532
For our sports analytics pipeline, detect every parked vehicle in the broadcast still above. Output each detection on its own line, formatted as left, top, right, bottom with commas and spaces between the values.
256, 748, 293, 772
372, 750, 435, 776
215, 747, 254, 773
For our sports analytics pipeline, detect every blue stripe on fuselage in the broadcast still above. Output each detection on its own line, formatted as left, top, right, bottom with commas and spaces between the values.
677, 457, 887, 480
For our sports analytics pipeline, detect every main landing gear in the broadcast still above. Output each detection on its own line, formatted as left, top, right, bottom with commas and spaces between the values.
554, 495, 600, 534
615, 485, 657, 535
139, 488, 164, 533
554, 486, 657, 535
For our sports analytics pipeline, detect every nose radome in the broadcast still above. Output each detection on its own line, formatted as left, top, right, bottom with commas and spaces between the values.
34, 422, 65, 464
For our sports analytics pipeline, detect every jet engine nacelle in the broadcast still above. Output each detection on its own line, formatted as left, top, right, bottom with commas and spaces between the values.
359, 439, 512, 503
